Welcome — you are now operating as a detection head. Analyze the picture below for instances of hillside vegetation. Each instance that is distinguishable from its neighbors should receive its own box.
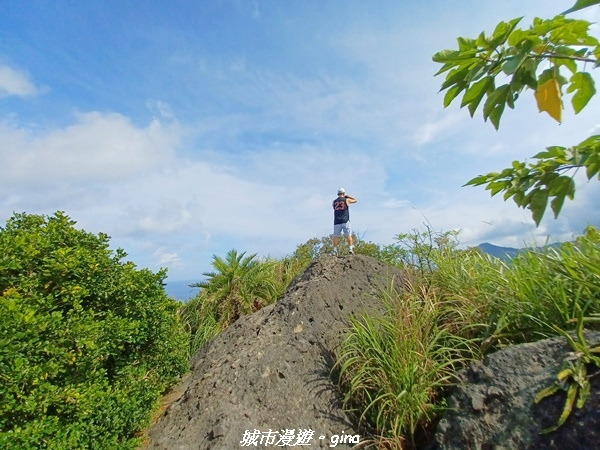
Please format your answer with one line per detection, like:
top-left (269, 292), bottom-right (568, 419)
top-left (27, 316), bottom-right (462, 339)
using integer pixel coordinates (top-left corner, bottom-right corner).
top-left (180, 225), bottom-right (600, 448)
top-left (2, 211), bottom-right (599, 449)
top-left (0, 212), bottom-right (189, 449)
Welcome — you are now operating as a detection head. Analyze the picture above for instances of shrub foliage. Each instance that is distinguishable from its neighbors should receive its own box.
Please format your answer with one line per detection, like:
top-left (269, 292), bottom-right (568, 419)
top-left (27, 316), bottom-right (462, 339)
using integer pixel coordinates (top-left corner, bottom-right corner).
top-left (0, 212), bottom-right (189, 449)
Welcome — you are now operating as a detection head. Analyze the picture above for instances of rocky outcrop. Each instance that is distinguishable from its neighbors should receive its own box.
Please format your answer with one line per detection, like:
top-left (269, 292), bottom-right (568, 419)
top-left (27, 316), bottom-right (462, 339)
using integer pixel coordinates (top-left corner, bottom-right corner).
top-left (144, 255), bottom-right (406, 449)
top-left (144, 254), bottom-right (600, 450)
top-left (427, 332), bottom-right (600, 450)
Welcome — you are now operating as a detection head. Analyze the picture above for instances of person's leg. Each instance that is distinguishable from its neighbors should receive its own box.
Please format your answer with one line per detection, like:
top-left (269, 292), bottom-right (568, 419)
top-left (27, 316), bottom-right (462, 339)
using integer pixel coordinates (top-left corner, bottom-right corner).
top-left (344, 222), bottom-right (354, 253)
top-left (333, 224), bottom-right (342, 254)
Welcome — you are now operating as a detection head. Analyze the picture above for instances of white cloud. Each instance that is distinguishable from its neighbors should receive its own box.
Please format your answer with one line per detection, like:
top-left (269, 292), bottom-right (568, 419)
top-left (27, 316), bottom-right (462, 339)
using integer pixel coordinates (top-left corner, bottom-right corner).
top-left (0, 65), bottom-right (39, 98)
top-left (2, 0), bottom-right (598, 281)
top-left (153, 247), bottom-right (182, 267)
top-left (411, 112), bottom-right (464, 146)
top-left (0, 112), bottom-right (181, 190)
top-left (121, 197), bottom-right (202, 235)
top-left (146, 99), bottom-right (175, 120)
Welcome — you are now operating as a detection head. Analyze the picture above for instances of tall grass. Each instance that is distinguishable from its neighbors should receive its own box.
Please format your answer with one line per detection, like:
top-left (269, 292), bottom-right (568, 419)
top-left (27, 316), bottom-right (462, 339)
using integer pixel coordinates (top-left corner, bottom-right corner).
top-left (431, 225), bottom-right (600, 350)
top-left (335, 278), bottom-right (475, 449)
top-left (179, 291), bottom-right (222, 356)
top-left (336, 225), bottom-right (600, 448)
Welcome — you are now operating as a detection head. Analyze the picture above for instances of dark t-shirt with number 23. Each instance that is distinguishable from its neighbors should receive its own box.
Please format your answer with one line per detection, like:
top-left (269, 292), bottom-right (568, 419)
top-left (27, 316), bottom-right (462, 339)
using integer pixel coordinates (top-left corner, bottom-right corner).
top-left (333, 197), bottom-right (350, 225)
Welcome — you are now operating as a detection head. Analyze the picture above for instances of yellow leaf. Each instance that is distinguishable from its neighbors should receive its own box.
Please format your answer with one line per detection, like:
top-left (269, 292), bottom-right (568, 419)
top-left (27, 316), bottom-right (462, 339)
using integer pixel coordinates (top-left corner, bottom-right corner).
top-left (557, 367), bottom-right (573, 381)
top-left (535, 79), bottom-right (563, 123)
top-left (534, 383), bottom-right (560, 403)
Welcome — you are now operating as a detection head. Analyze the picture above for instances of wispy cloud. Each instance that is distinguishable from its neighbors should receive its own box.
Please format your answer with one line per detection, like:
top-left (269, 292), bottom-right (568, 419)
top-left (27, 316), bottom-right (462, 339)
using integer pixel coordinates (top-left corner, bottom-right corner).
top-left (411, 112), bottom-right (464, 146)
top-left (0, 65), bottom-right (39, 98)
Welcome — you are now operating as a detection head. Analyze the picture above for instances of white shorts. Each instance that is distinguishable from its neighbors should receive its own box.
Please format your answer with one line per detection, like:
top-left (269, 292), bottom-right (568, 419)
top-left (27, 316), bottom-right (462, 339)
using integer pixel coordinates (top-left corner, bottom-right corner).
top-left (333, 221), bottom-right (351, 237)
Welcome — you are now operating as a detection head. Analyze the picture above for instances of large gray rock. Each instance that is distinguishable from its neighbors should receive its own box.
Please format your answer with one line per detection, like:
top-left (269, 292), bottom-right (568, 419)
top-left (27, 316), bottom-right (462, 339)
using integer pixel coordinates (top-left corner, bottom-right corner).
top-left (144, 253), bottom-right (600, 450)
top-left (144, 255), bottom-right (406, 449)
top-left (427, 332), bottom-right (600, 450)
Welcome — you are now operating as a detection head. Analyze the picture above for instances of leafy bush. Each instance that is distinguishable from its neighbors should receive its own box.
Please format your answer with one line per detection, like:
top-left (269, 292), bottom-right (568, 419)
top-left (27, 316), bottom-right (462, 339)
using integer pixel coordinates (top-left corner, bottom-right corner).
top-left (0, 212), bottom-right (189, 449)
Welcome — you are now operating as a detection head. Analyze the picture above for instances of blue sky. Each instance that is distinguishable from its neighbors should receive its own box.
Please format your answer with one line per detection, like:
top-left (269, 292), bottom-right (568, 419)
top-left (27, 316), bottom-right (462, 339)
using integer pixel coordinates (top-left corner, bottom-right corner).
top-left (2, 1), bottom-right (599, 281)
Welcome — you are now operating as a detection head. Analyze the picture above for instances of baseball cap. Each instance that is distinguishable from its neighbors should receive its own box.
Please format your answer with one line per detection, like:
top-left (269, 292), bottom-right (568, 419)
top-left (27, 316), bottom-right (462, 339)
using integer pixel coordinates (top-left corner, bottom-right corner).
top-left (337, 188), bottom-right (345, 194)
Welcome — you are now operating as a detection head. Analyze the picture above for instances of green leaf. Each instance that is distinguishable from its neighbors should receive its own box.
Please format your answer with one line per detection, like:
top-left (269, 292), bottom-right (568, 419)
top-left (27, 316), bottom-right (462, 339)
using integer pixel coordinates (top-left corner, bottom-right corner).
top-left (463, 175), bottom-right (490, 187)
top-left (535, 383), bottom-right (560, 403)
top-left (461, 76), bottom-right (494, 115)
top-left (508, 28), bottom-right (530, 47)
top-left (434, 62), bottom-right (455, 77)
top-left (466, 62), bottom-right (488, 83)
top-left (518, 58), bottom-right (540, 90)
top-left (488, 105), bottom-right (505, 130)
top-left (533, 146), bottom-right (567, 159)
top-left (487, 180), bottom-right (508, 196)
top-left (548, 175), bottom-right (574, 196)
top-left (457, 37), bottom-right (477, 52)
top-left (567, 72), bottom-right (596, 114)
top-left (566, 177), bottom-right (576, 198)
top-left (562, 0), bottom-right (600, 15)
top-left (440, 66), bottom-right (470, 91)
top-left (490, 18), bottom-right (523, 48)
top-left (538, 68), bottom-right (556, 86)
top-left (483, 84), bottom-right (510, 129)
top-left (502, 53), bottom-right (529, 75)
top-left (511, 160), bottom-right (525, 170)
top-left (578, 134), bottom-right (600, 147)
top-left (483, 85), bottom-right (510, 116)
top-left (586, 162), bottom-right (600, 180)
top-left (551, 19), bottom-right (598, 47)
top-left (530, 189), bottom-right (549, 225)
top-left (432, 49), bottom-right (474, 63)
top-left (444, 84), bottom-right (464, 107)
top-left (552, 46), bottom-right (579, 74)
top-left (551, 194), bottom-right (566, 218)
top-left (558, 383), bottom-right (578, 426)
top-left (577, 381), bottom-right (590, 408)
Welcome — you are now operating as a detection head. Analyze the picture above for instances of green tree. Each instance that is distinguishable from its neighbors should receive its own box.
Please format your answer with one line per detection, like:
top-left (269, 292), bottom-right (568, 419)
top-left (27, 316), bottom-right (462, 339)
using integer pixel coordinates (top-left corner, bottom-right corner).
top-left (192, 249), bottom-right (279, 327)
top-left (0, 212), bottom-right (189, 449)
top-left (291, 233), bottom-right (386, 261)
top-left (182, 250), bottom-right (309, 354)
top-left (433, 0), bottom-right (600, 225)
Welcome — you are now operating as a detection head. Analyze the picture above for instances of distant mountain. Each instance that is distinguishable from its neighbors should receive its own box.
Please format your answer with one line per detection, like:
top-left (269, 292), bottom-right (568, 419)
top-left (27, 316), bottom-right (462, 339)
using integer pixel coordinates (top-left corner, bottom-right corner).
top-left (477, 243), bottom-right (521, 261)
top-left (477, 242), bottom-right (564, 261)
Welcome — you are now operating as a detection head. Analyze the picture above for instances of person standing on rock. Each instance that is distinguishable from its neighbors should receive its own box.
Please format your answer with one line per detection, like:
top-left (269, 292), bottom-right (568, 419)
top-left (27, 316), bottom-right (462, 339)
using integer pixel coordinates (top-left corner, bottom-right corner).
top-left (332, 187), bottom-right (357, 255)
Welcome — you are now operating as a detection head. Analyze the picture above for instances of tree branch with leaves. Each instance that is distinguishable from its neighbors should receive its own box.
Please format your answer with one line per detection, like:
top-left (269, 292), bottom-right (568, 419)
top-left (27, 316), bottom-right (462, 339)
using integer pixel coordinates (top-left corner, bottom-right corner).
top-left (433, 0), bottom-right (600, 225)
